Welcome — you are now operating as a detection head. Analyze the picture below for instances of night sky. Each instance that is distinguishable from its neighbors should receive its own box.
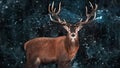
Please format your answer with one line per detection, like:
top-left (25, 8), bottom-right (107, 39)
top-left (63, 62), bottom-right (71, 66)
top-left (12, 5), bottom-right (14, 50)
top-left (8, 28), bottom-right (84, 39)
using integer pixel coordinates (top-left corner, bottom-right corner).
top-left (0, 0), bottom-right (120, 68)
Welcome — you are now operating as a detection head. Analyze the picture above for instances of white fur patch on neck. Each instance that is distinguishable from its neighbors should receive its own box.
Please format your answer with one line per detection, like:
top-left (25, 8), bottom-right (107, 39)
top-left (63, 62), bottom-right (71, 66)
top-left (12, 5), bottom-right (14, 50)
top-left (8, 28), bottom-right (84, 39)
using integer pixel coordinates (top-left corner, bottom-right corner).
top-left (70, 36), bottom-right (77, 42)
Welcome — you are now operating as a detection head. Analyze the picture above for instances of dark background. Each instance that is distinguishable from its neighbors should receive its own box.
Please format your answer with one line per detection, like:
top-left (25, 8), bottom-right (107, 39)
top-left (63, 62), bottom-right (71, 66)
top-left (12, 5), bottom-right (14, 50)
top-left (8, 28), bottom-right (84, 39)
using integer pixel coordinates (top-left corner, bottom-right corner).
top-left (0, 0), bottom-right (120, 68)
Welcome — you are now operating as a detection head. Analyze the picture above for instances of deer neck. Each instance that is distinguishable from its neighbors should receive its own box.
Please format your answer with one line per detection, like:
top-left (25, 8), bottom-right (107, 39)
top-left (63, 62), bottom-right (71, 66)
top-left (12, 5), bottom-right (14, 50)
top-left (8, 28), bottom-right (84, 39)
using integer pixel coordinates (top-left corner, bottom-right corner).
top-left (65, 34), bottom-right (79, 52)
top-left (64, 34), bottom-right (79, 61)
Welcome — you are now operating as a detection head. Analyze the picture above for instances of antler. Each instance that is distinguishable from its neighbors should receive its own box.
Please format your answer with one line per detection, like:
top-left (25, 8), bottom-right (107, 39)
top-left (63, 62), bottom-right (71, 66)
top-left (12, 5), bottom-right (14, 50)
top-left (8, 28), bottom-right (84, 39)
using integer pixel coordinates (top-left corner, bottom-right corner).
top-left (79, 1), bottom-right (98, 25)
top-left (48, 1), bottom-right (67, 25)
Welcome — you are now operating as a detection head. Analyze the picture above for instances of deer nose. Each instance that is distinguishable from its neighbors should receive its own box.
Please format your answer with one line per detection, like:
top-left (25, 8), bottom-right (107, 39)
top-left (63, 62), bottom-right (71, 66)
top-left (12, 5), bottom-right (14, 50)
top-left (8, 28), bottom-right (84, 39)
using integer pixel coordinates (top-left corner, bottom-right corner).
top-left (71, 34), bottom-right (75, 37)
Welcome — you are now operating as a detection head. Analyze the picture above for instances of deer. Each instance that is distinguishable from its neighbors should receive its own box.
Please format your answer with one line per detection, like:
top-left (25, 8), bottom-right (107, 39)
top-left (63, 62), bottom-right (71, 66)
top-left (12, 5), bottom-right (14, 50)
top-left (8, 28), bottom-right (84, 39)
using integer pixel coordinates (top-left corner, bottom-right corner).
top-left (24, 1), bottom-right (97, 68)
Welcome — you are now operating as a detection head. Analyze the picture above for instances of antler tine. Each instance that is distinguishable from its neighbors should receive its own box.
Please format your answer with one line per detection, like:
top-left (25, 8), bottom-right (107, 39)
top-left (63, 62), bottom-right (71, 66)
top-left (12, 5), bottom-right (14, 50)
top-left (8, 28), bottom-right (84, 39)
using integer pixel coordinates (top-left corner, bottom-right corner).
top-left (85, 6), bottom-right (89, 22)
top-left (75, 18), bottom-right (83, 26)
top-left (51, 1), bottom-right (56, 13)
top-left (95, 4), bottom-right (98, 11)
top-left (56, 2), bottom-right (61, 15)
top-left (81, 1), bottom-right (98, 25)
top-left (53, 8), bottom-right (56, 12)
top-left (49, 14), bottom-right (67, 25)
top-left (80, 18), bottom-right (83, 22)
top-left (93, 10), bottom-right (96, 20)
top-left (48, 3), bottom-right (51, 13)
top-left (48, 2), bottom-right (67, 25)
top-left (78, 18), bottom-right (83, 23)
top-left (48, 14), bottom-right (58, 22)
top-left (89, 1), bottom-right (93, 9)
top-left (48, 1), bottom-right (61, 15)
top-left (92, 4), bottom-right (98, 20)
top-left (51, 1), bottom-right (55, 12)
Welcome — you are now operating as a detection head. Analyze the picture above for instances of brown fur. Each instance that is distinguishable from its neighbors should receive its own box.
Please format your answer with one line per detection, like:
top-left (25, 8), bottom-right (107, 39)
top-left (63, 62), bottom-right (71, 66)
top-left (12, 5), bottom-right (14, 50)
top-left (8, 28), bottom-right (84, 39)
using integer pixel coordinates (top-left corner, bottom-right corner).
top-left (24, 35), bottom-right (79, 68)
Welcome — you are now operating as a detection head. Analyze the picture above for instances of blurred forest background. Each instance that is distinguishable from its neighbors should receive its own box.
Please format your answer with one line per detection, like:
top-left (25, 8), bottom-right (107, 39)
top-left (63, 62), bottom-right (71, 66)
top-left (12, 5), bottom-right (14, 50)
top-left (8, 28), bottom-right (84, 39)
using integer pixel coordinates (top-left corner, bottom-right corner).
top-left (0, 0), bottom-right (120, 68)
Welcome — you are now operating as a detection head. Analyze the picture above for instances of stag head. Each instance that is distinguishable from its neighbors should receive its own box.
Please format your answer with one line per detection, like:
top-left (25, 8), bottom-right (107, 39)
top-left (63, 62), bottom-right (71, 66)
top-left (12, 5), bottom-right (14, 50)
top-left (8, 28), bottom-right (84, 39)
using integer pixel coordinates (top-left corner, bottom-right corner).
top-left (48, 1), bottom-right (98, 42)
